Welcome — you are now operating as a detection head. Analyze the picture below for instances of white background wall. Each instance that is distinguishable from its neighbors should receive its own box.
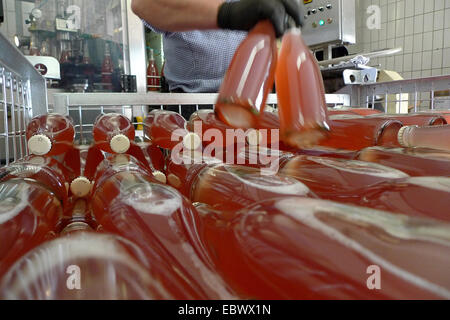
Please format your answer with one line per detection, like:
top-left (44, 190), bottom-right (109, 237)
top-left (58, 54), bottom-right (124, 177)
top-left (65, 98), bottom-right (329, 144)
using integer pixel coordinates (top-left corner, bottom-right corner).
top-left (349, 0), bottom-right (450, 79)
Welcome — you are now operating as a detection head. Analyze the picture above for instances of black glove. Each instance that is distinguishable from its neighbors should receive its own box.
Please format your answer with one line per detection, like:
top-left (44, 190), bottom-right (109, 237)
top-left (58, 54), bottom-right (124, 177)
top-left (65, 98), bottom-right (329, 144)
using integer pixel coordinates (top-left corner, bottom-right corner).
top-left (217, 0), bottom-right (304, 37)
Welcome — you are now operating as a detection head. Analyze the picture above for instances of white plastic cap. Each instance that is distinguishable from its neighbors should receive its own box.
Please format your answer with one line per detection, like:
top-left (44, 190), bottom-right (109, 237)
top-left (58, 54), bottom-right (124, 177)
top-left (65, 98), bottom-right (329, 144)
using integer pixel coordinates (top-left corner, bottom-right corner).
top-left (182, 132), bottom-right (202, 150)
top-left (110, 134), bottom-right (131, 153)
top-left (153, 170), bottom-right (167, 184)
top-left (28, 134), bottom-right (52, 155)
top-left (70, 177), bottom-right (92, 198)
top-left (246, 129), bottom-right (263, 146)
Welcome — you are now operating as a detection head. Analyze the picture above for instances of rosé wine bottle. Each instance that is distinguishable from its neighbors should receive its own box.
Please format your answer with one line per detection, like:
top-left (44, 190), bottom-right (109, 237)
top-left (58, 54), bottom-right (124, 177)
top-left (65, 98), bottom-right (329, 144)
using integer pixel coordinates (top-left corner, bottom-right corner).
top-left (26, 113), bottom-right (75, 156)
top-left (144, 109), bottom-right (201, 151)
top-left (91, 163), bottom-right (237, 299)
top-left (0, 219), bottom-right (175, 299)
top-left (195, 197), bottom-right (450, 299)
top-left (0, 179), bottom-right (62, 278)
top-left (215, 21), bottom-right (277, 129)
top-left (93, 113), bottom-right (135, 154)
top-left (357, 146), bottom-right (450, 177)
top-left (275, 28), bottom-right (330, 148)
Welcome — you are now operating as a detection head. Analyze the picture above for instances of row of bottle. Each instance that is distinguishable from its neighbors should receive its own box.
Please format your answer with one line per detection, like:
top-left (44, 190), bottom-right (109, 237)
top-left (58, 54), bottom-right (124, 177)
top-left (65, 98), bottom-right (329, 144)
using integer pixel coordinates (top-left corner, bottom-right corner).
top-left (1, 155), bottom-right (449, 299)
top-left (3, 110), bottom-right (450, 299)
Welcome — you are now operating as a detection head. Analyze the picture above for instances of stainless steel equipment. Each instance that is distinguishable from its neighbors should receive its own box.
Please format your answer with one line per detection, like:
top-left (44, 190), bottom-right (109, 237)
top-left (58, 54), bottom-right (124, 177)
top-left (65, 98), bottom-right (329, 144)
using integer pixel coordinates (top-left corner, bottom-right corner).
top-left (301, 0), bottom-right (356, 49)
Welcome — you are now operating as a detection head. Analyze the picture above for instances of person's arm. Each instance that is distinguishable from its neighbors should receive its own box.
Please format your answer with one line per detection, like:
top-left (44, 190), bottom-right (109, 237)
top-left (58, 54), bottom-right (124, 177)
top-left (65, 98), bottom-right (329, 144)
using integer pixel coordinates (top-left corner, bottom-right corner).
top-left (131, 0), bottom-right (223, 31)
top-left (132, 0), bottom-right (303, 37)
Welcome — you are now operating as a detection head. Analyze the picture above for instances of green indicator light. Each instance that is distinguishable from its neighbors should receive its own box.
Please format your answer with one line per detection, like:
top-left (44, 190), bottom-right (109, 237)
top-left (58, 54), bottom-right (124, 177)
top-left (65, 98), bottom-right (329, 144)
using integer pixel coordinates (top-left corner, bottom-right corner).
top-left (319, 19), bottom-right (325, 26)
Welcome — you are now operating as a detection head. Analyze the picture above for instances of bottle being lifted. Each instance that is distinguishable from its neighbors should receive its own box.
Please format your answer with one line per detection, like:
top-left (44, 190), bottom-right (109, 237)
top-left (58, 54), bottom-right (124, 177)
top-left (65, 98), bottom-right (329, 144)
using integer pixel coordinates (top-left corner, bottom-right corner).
top-left (215, 20), bottom-right (278, 129)
top-left (26, 113), bottom-right (75, 157)
top-left (275, 26), bottom-right (330, 148)
top-left (92, 113), bottom-right (135, 154)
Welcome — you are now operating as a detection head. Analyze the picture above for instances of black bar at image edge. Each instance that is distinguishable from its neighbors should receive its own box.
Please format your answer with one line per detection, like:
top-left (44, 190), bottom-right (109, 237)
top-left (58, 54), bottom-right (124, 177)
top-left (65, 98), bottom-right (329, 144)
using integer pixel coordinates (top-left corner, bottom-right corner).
top-left (0, 300), bottom-right (442, 318)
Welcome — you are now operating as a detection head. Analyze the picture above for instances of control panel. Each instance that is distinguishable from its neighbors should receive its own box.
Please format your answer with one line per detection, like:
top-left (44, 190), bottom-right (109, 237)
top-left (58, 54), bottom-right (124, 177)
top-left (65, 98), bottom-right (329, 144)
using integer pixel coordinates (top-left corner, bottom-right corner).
top-left (301, 0), bottom-right (356, 48)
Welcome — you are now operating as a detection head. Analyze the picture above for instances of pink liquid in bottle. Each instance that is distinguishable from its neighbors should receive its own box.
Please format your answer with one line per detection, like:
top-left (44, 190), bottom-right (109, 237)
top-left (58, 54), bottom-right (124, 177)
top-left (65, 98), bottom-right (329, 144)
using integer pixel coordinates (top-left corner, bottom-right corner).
top-left (209, 197), bottom-right (450, 299)
top-left (101, 43), bottom-right (114, 91)
top-left (187, 109), bottom-right (236, 148)
top-left (0, 179), bottom-right (62, 278)
top-left (93, 113), bottom-right (135, 154)
top-left (147, 49), bottom-right (160, 92)
top-left (357, 146), bottom-right (450, 177)
top-left (319, 117), bottom-right (403, 150)
top-left (26, 113), bottom-right (75, 156)
top-left (0, 155), bottom-right (69, 206)
top-left (168, 161), bottom-right (315, 211)
top-left (215, 21), bottom-right (277, 129)
top-left (126, 141), bottom-right (167, 183)
top-left (351, 176), bottom-right (450, 222)
top-left (275, 28), bottom-right (330, 148)
top-left (0, 220), bottom-right (175, 299)
top-left (91, 164), bottom-right (237, 299)
top-left (279, 155), bottom-right (409, 201)
top-left (144, 109), bottom-right (201, 151)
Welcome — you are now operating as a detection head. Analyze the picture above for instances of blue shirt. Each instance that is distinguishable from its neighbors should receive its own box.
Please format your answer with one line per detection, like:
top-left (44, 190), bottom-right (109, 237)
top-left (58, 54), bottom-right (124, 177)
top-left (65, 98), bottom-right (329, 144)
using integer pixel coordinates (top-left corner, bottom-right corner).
top-left (143, 14), bottom-right (246, 93)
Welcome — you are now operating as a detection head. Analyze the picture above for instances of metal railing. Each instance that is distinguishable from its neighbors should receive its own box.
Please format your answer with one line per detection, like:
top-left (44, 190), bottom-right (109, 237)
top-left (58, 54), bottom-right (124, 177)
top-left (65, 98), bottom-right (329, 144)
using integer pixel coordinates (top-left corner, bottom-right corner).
top-left (0, 32), bottom-right (47, 166)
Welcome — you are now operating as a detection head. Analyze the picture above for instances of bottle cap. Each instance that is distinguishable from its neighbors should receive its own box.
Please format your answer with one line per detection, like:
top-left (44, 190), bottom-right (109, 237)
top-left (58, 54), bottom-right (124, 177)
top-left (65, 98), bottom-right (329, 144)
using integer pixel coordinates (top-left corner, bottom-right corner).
top-left (152, 170), bottom-right (167, 184)
top-left (70, 177), bottom-right (92, 198)
top-left (397, 125), bottom-right (416, 148)
top-left (28, 134), bottom-right (52, 155)
top-left (182, 132), bottom-right (202, 150)
top-left (246, 129), bottom-right (263, 146)
top-left (110, 134), bottom-right (131, 153)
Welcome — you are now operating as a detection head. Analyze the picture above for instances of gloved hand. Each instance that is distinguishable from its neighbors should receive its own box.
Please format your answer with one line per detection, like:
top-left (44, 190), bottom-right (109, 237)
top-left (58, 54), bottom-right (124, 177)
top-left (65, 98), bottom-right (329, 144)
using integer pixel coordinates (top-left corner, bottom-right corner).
top-left (217, 0), bottom-right (304, 37)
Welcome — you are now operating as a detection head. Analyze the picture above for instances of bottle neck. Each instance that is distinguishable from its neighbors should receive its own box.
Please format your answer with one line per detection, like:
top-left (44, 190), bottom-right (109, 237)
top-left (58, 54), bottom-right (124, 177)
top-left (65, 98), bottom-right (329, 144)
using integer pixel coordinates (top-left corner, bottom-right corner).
top-left (398, 125), bottom-right (450, 152)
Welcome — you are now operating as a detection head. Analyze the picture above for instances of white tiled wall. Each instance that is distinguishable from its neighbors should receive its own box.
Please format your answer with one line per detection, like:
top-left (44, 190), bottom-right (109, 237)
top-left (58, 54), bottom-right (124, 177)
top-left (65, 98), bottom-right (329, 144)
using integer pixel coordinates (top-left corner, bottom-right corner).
top-left (349, 0), bottom-right (450, 79)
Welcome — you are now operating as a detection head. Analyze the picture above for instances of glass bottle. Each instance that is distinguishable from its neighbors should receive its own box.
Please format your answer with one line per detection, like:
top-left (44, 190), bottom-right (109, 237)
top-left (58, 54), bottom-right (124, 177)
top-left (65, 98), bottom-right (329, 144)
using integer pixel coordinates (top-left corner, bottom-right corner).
top-left (357, 146), bottom-right (450, 177)
top-left (101, 43), bottom-right (114, 91)
top-left (0, 221), bottom-right (174, 299)
top-left (201, 197), bottom-right (450, 299)
top-left (397, 125), bottom-right (450, 152)
top-left (0, 155), bottom-right (69, 206)
top-left (0, 180), bottom-right (62, 278)
top-left (26, 113), bottom-right (75, 156)
top-left (279, 155), bottom-right (409, 200)
top-left (354, 176), bottom-right (450, 222)
top-left (319, 117), bottom-right (403, 150)
top-left (65, 144), bottom-right (105, 198)
top-left (275, 27), bottom-right (330, 148)
top-left (125, 141), bottom-right (167, 183)
top-left (167, 161), bottom-right (314, 211)
top-left (91, 160), bottom-right (237, 299)
top-left (147, 48), bottom-right (160, 92)
top-left (215, 21), bottom-right (278, 129)
top-left (367, 113), bottom-right (447, 126)
top-left (92, 113), bottom-right (135, 154)
top-left (144, 109), bottom-right (201, 151)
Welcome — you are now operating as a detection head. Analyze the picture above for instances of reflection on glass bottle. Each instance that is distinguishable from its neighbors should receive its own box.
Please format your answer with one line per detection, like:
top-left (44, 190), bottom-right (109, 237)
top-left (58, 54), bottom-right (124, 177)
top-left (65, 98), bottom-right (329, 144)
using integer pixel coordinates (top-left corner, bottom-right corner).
top-left (101, 43), bottom-right (114, 91)
top-left (147, 48), bottom-right (160, 92)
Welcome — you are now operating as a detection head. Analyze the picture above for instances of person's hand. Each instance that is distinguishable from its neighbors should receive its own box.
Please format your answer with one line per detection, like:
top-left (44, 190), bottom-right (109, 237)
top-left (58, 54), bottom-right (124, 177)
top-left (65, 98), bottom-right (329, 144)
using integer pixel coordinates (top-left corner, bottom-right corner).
top-left (217, 0), bottom-right (304, 37)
